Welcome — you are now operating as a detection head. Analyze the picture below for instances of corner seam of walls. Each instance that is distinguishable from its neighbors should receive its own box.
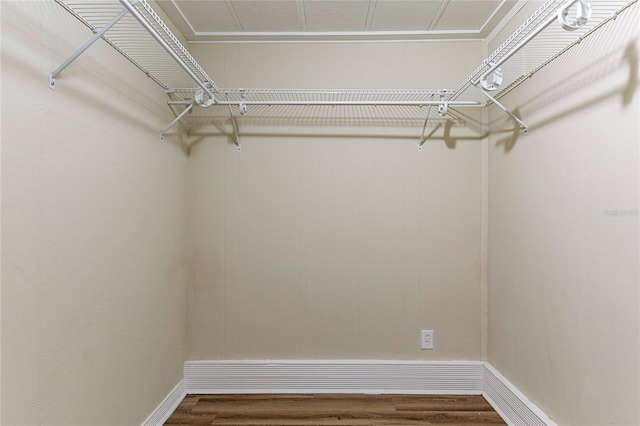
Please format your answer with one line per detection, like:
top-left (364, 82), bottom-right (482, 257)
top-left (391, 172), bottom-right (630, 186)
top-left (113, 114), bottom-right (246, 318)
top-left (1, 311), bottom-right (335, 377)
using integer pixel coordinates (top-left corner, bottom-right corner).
top-left (480, 39), bottom-right (490, 362)
top-left (187, 148), bottom-right (196, 360)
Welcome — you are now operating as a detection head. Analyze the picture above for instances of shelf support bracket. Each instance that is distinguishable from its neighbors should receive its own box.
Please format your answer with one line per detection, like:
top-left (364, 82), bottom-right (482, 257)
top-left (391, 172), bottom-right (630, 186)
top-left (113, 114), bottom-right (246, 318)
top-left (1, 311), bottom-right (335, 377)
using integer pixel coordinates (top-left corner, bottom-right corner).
top-left (474, 85), bottom-right (528, 132)
top-left (418, 104), bottom-right (433, 152)
top-left (160, 102), bottom-right (194, 141)
top-left (49, 7), bottom-right (129, 90)
top-left (226, 94), bottom-right (241, 151)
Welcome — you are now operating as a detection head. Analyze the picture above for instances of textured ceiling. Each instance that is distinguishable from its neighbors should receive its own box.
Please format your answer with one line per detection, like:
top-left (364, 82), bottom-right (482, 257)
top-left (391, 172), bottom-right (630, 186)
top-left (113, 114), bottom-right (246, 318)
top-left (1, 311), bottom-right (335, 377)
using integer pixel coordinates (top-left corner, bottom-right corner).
top-left (156, 0), bottom-right (522, 42)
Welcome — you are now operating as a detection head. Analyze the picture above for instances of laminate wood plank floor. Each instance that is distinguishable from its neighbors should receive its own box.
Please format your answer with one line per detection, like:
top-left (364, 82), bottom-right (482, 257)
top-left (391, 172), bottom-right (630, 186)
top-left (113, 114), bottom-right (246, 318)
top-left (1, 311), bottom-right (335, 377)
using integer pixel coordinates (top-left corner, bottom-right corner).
top-left (164, 394), bottom-right (506, 425)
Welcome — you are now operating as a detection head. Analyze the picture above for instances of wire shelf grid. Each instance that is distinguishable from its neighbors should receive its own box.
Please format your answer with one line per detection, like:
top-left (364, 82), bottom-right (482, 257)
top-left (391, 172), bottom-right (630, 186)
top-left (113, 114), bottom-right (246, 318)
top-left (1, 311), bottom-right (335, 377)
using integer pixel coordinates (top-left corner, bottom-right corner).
top-left (451, 0), bottom-right (634, 102)
top-left (54, 0), bottom-right (637, 133)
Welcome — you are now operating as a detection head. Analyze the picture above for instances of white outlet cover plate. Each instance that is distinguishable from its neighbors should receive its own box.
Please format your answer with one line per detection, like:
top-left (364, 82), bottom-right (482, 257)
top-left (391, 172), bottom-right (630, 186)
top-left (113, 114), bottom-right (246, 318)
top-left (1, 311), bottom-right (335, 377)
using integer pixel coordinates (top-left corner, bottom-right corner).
top-left (421, 330), bottom-right (434, 350)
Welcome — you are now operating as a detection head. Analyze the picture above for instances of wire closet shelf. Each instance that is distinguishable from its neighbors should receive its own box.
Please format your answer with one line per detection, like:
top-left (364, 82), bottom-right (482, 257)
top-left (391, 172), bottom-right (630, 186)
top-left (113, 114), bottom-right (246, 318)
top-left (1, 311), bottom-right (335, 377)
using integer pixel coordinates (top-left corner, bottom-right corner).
top-left (51, 0), bottom-right (636, 144)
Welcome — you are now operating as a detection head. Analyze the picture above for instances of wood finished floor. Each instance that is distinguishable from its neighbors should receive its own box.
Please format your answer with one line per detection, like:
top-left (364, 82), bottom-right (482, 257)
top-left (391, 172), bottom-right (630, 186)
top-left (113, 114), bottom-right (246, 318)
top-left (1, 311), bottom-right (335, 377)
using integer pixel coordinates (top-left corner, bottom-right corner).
top-left (164, 394), bottom-right (506, 425)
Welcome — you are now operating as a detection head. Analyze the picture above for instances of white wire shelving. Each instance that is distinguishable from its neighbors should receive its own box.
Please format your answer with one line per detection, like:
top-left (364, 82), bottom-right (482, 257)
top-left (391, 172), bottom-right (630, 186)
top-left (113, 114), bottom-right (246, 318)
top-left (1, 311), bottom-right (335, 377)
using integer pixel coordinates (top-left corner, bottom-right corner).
top-left (50, 0), bottom-right (637, 148)
top-left (448, 0), bottom-right (636, 131)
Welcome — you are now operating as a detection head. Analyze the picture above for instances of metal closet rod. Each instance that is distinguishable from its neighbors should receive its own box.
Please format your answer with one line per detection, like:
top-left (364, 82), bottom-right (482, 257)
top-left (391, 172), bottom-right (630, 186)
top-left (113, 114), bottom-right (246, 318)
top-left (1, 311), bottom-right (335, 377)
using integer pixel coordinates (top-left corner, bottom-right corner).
top-left (217, 89), bottom-right (452, 95)
top-left (167, 100), bottom-right (481, 107)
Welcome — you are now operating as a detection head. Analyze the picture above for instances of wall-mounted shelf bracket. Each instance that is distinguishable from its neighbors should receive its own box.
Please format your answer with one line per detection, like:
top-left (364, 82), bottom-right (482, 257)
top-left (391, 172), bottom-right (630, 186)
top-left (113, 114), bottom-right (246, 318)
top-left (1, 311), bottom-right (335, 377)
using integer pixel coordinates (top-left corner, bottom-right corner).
top-left (418, 104), bottom-right (433, 152)
top-left (160, 102), bottom-right (194, 141)
top-left (226, 94), bottom-right (241, 151)
top-left (49, 6), bottom-right (130, 90)
top-left (475, 85), bottom-right (528, 132)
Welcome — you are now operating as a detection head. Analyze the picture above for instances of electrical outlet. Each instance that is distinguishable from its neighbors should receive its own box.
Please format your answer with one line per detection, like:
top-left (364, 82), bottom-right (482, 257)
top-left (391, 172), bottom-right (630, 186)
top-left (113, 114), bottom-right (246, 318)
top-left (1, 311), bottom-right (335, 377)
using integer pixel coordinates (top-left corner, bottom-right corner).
top-left (421, 330), bottom-right (434, 350)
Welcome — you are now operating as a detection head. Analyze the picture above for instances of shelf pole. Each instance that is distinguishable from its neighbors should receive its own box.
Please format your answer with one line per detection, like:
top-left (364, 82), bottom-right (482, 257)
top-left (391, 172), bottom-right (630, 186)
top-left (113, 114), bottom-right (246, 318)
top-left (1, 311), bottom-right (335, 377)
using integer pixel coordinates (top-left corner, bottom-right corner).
top-left (49, 8), bottom-right (129, 90)
top-left (418, 104), bottom-right (432, 151)
top-left (210, 100), bottom-right (480, 107)
top-left (226, 94), bottom-right (241, 151)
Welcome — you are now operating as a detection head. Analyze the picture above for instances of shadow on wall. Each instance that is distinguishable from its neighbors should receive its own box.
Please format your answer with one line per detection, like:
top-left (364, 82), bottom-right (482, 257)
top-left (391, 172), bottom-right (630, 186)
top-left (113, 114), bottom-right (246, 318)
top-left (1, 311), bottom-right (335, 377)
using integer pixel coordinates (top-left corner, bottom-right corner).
top-left (179, 118), bottom-right (487, 155)
top-left (445, 119), bottom-right (461, 149)
top-left (622, 41), bottom-right (639, 105)
top-left (488, 25), bottom-right (639, 153)
top-left (494, 108), bottom-right (522, 153)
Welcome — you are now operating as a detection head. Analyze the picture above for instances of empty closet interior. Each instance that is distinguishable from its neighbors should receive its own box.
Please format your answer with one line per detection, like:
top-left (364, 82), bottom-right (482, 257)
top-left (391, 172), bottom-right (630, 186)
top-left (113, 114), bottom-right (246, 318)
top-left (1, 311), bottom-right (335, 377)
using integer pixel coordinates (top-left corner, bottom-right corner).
top-left (1, 0), bottom-right (638, 425)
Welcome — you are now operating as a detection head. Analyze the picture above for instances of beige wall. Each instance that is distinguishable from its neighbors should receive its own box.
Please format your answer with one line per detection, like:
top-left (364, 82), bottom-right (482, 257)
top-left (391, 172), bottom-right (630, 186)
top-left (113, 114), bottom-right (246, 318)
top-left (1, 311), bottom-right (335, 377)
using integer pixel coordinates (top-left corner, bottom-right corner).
top-left (487, 2), bottom-right (640, 425)
top-left (1, 2), bottom-right (189, 425)
top-left (187, 41), bottom-right (486, 360)
top-left (5, 0), bottom-right (638, 424)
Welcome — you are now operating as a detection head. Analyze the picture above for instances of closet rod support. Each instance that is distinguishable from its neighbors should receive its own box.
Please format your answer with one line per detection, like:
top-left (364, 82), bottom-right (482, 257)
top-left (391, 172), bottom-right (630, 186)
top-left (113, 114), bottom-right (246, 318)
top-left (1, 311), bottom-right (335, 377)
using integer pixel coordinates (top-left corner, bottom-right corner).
top-left (475, 85), bottom-right (528, 132)
top-left (49, 8), bottom-right (129, 90)
top-left (117, 0), bottom-right (215, 102)
top-left (418, 104), bottom-right (433, 151)
top-left (160, 102), bottom-right (194, 141)
top-left (226, 97), bottom-right (241, 151)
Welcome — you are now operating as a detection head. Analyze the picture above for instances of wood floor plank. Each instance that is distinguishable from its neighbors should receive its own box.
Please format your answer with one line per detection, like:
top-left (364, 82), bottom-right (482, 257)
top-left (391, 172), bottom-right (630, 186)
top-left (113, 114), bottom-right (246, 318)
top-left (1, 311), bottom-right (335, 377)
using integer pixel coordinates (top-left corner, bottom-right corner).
top-left (175, 395), bottom-right (202, 410)
top-left (192, 395), bottom-right (397, 415)
top-left (163, 408), bottom-right (217, 425)
top-left (164, 393), bottom-right (506, 425)
top-left (392, 395), bottom-right (494, 412)
top-left (207, 415), bottom-right (504, 424)
top-left (208, 410), bottom-right (504, 423)
top-left (197, 394), bottom-right (316, 400)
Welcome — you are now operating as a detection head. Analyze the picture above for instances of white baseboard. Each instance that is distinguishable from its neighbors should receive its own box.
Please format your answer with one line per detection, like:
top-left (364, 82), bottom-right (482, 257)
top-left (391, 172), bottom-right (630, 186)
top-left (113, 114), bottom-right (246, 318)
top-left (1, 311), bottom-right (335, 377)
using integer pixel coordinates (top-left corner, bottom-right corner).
top-left (178, 360), bottom-right (556, 425)
top-left (184, 360), bottom-right (484, 394)
top-left (482, 363), bottom-right (557, 426)
top-left (142, 379), bottom-right (186, 426)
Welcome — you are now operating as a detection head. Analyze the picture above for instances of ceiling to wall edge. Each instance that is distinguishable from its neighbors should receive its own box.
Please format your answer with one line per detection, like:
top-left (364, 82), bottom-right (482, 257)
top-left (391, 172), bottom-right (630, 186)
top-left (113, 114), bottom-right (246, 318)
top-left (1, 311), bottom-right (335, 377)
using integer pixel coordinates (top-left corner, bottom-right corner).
top-left (158, 0), bottom-right (528, 43)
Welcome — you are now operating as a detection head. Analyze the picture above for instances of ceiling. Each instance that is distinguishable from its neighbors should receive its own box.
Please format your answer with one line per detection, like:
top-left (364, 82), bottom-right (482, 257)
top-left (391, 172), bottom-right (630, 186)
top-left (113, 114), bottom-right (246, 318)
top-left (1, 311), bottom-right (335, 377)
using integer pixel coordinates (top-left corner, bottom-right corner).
top-left (156, 0), bottom-right (523, 42)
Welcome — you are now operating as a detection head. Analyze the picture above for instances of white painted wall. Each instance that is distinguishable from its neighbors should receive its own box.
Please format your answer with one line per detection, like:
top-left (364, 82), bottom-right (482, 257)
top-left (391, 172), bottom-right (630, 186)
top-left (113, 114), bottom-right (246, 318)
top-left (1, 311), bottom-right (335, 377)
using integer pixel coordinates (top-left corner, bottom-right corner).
top-left (187, 41), bottom-right (486, 360)
top-left (1, 2), bottom-right (189, 424)
top-left (487, 2), bottom-right (640, 425)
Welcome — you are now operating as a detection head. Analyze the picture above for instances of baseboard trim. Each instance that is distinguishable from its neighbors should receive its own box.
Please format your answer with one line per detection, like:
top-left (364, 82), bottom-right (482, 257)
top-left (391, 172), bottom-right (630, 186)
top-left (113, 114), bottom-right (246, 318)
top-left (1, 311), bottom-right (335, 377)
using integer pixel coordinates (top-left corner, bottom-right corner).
top-left (142, 379), bottom-right (186, 426)
top-left (180, 360), bottom-right (556, 425)
top-left (184, 360), bottom-right (484, 394)
top-left (482, 363), bottom-right (557, 426)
